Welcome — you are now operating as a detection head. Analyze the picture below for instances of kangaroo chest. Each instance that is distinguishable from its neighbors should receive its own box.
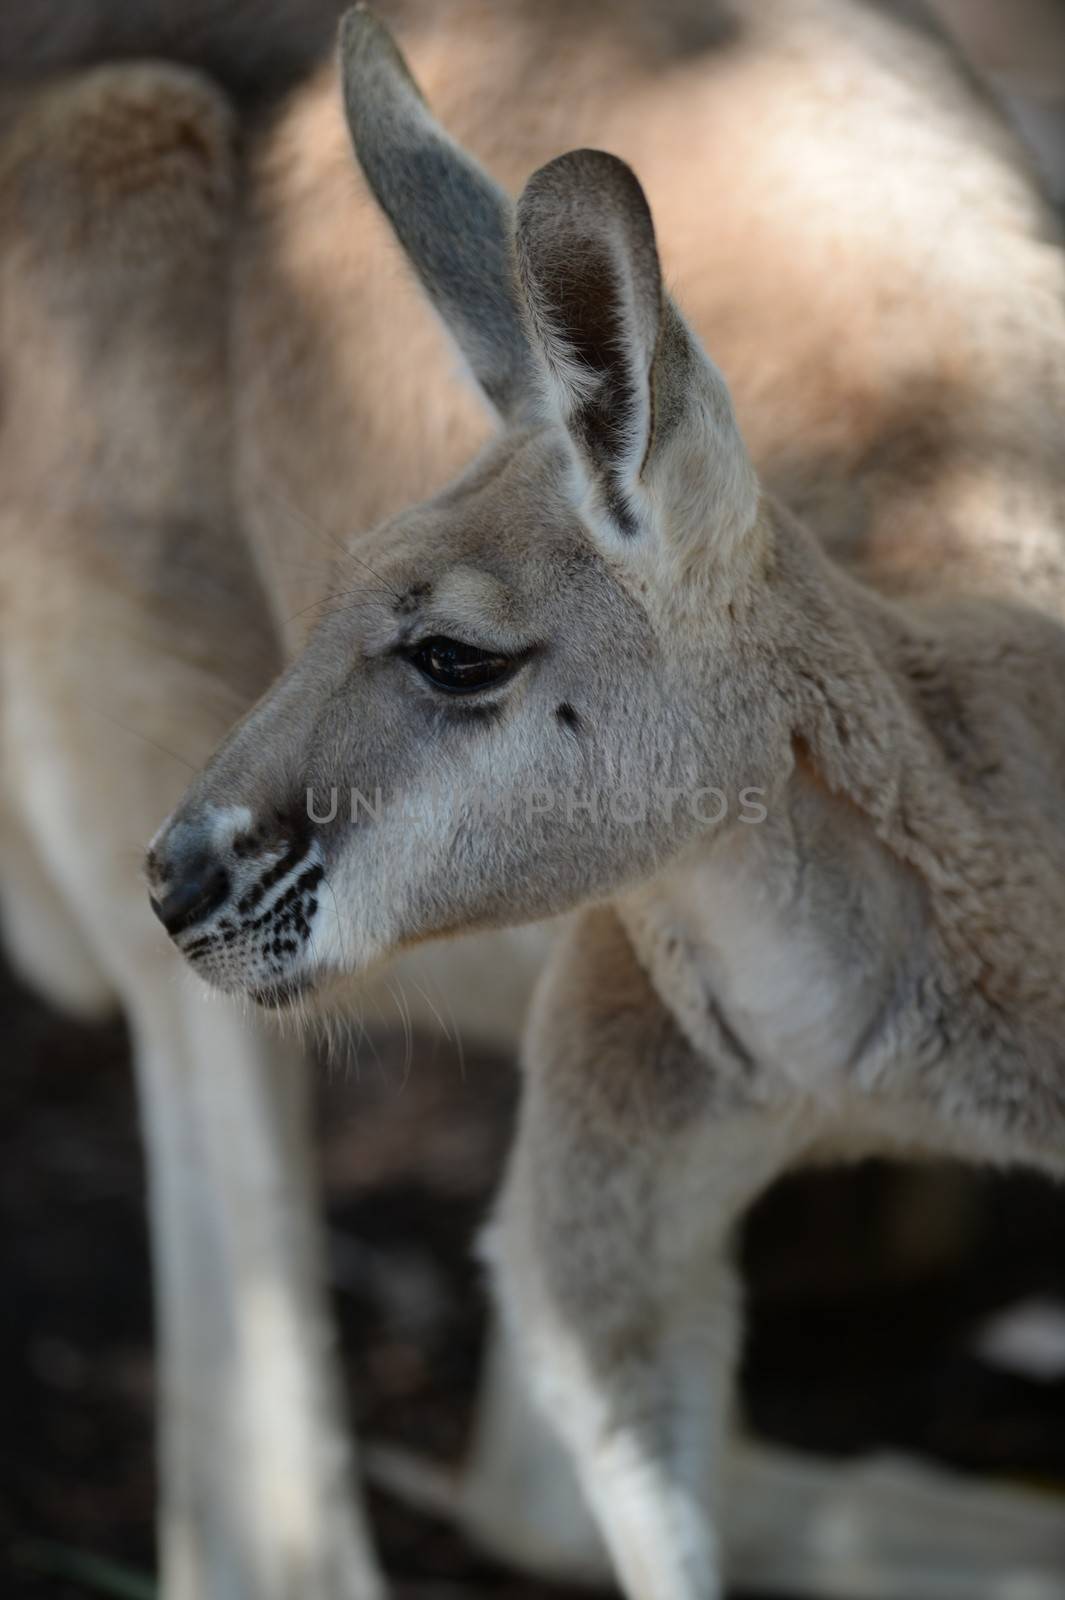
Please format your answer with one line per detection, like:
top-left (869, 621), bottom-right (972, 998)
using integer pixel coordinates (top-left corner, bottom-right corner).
top-left (618, 775), bottom-right (928, 1099)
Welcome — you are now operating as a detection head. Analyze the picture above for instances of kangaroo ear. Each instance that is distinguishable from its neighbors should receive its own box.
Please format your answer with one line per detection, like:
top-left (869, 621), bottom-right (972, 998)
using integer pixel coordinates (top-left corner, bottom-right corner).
top-left (516, 149), bottom-right (758, 551)
top-left (338, 6), bottom-right (536, 424)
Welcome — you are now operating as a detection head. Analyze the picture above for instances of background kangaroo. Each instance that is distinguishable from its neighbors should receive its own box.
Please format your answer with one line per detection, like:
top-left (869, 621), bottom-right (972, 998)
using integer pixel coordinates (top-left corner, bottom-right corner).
top-left (4, 1), bottom-right (1065, 1596)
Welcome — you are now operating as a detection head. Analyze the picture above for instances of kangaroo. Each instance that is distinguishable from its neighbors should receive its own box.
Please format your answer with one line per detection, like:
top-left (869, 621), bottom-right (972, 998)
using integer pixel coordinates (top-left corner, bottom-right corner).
top-left (143, 7), bottom-right (1065, 1599)
top-left (6, 1), bottom-right (1065, 1595)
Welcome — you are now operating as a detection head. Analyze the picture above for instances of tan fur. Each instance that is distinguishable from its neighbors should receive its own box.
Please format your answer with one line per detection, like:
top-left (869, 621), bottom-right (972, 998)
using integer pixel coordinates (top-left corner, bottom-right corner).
top-left (4, 4), bottom-right (1065, 1597)
top-left (237, 0), bottom-right (1065, 624)
top-left (0, 64), bottom-right (382, 1600)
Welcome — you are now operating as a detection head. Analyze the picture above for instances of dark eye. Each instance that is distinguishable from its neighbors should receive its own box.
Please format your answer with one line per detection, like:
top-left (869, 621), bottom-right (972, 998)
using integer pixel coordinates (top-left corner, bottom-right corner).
top-left (408, 635), bottom-right (514, 694)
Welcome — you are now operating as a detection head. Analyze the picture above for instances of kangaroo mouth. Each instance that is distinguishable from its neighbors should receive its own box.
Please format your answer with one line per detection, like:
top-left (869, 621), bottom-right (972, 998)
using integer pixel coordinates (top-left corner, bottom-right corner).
top-left (157, 833), bottom-right (331, 1003)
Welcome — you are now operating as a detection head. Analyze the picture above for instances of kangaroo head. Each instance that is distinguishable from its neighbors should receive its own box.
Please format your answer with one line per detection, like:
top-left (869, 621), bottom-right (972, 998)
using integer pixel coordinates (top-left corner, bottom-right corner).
top-left (147, 7), bottom-right (795, 1007)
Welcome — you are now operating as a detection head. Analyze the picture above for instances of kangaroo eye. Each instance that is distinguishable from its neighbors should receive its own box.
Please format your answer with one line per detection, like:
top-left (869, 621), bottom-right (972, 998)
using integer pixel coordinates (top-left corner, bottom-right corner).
top-left (408, 635), bottom-right (514, 694)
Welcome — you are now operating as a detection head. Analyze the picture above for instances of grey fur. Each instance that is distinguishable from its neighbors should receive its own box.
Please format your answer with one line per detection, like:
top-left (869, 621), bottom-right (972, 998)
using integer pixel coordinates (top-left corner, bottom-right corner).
top-left (147, 17), bottom-right (1065, 1597)
top-left (6, 2), bottom-right (1065, 1595)
top-left (339, 7), bottom-right (538, 422)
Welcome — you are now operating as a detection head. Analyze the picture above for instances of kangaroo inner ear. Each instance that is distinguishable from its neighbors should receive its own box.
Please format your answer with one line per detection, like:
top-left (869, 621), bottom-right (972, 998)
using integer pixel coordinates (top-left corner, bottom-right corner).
top-left (338, 6), bottom-right (537, 424)
top-left (516, 150), bottom-right (663, 536)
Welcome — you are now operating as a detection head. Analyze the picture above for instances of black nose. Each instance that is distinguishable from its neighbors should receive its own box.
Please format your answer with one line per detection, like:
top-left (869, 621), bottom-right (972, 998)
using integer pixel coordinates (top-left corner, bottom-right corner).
top-left (150, 861), bottom-right (231, 938)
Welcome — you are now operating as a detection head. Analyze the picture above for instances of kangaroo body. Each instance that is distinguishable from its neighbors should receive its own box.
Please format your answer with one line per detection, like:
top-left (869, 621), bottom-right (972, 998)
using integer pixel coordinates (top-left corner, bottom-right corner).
top-left (4, 3), bottom-right (1065, 1597)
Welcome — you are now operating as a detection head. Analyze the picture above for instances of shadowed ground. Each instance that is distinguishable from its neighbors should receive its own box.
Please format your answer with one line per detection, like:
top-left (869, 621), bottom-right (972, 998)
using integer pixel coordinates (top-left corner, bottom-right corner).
top-left (3, 953), bottom-right (1065, 1598)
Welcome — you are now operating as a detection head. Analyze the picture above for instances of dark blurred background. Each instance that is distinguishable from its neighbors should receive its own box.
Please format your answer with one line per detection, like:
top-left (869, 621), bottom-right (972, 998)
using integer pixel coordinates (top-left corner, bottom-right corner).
top-left (2, 3), bottom-right (1065, 1597)
top-left (6, 952), bottom-right (1065, 1599)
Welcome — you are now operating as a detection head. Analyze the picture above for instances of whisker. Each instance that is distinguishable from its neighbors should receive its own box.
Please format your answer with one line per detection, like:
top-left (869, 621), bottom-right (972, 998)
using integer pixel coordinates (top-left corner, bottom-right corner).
top-left (263, 483), bottom-right (403, 603)
top-left (388, 975), bottom-right (414, 1089)
top-left (83, 703), bottom-right (199, 772)
top-left (280, 586), bottom-right (385, 629)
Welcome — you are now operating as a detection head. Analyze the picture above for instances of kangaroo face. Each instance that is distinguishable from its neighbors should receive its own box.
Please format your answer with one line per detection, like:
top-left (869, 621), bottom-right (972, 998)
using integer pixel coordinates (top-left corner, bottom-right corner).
top-left (147, 10), bottom-right (786, 1007)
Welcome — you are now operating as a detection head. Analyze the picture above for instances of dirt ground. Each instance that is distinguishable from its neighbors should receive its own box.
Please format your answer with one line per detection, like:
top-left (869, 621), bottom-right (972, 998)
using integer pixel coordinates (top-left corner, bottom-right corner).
top-left (3, 949), bottom-right (1065, 1599)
